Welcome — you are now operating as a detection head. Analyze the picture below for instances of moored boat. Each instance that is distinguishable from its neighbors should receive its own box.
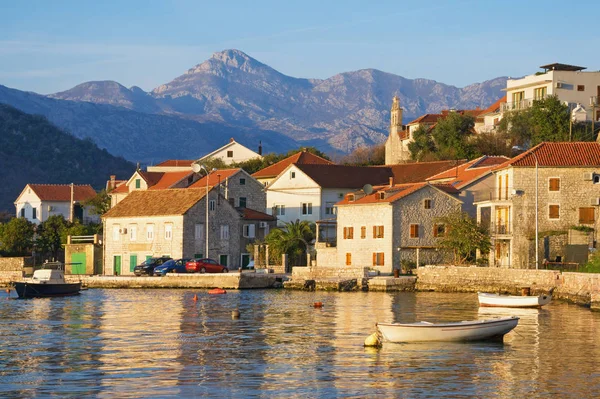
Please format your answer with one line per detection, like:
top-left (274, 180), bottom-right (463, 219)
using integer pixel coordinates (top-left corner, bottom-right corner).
top-left (12, 269), bottom-right (81, 299)
top-left (374, 316), bottom-right (519, 343)
top-left (478, 289), bottom-right (553, 308)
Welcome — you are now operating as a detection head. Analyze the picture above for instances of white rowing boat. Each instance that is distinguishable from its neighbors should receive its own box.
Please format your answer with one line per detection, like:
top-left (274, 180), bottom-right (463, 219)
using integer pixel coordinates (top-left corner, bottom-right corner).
top-left (374, 316), bottom-right (519, 343)
top-left (478, 289), bottom-right (553, 308)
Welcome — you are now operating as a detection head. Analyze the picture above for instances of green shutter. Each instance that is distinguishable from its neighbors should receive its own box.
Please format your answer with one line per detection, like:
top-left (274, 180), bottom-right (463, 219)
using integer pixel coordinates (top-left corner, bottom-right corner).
top-left (114, 256), bottom-right (121, 275)
top-left (130, 254), bottom-right (137, 272)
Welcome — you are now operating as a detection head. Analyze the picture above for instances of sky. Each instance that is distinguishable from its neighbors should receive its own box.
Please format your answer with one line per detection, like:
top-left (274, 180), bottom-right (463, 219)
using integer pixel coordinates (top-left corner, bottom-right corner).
top-left (1, 0), bottom-right (599, 95)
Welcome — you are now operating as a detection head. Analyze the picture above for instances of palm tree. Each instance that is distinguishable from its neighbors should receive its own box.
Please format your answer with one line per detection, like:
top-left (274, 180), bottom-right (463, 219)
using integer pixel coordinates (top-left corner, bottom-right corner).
top-left (265, 220), bottom-right (315, 266)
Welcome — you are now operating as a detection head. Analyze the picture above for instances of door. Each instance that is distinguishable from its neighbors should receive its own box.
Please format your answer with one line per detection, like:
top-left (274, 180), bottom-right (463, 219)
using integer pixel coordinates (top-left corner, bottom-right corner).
top-left (130, 254), bottom-right (137, 272)
top-left (219, 255), bottom-right (228, 268)
top-left (241, 254), bottom-right (250, 269)
top-left (71, 252), bottom-right (86, 275)
top-left (114, 256), bottom-right (121, 275)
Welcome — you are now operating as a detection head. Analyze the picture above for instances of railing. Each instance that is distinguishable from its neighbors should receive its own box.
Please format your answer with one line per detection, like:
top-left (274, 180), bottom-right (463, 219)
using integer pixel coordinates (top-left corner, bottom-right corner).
top-left (489, 223), bottom-right (511, 235)
top-left (473, 191), bottom-right (513, 202)
top-left (500, 95), bottom-right (549, 112)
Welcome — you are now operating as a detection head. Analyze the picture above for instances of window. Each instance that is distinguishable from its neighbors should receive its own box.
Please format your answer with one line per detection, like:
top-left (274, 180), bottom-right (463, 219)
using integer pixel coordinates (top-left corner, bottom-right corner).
top-left (195, 223), bottom-right (204, 240)
top-left (533, 87), bottom-right (547, 100)
top-left (493, 117), bottom-right (500, 125)
top-left (239, 178), bottom-right (246, 185)
top-left (243, 224), bottom-right (256, 238)
top-left (512, 91), bottom-right (524, 108)
top-left (20, 208), bottom-right (25, 218)
top-left (165, 223), bottom-right (173, 240)
top-left (129, 225), bottom-right (137, 241)
top-left (274, 205), bottom-right (285, 216)
top-left (433, 224), bottom-right (446, 237)
top-left (113, 226), bottom-right (120, 241)
top-left (135, 179), bottom-right (141, 189)
top-left (549, 205), bottom-right (560, 219)
top-left (227, 150), bottom-right (233, 158)
top-left (325, 202), bottom-right (336, 215)
top-left (373, 225), bottom-right (384, 238)
top-left (595, 175), bottom-right (600, 184)
top-left (290, 171), bottom-right (296, 179)
top-left (343, 226), bottom-right (354, 239)
top-left (239, 197), bottom-right (247, 208)
top-left (345, 253), bottom-right (352, 266)
top-left (577, 85), bottom-right (585, 92)
top-left (424, 199), bottom-right (432, 209)
top-left (372, 252), bottom-right (385, 266)
top-left (361, 226), bottom-right (366, 239)
top-left (410, 224), bottom-right (419, 238)
top-left (209, 200), bottom-right (216, 211)
top-left (32, 208), bottom-right (37, 220)
top-left (301, 203), bottom-right (312, 215)
top-left (220, 225), bottom-right (230, 240)
top-left (549, 178), bottom-right (560, 192)
top-left (146, 224), bottom-right (154, 240)
top-left (579, 207), bottom-right (595, 224)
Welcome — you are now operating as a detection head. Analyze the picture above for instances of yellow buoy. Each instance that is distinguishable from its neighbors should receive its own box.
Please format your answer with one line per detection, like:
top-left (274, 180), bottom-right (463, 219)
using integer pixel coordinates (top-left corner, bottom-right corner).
top-left (364, 332), bottom-right (382, 348)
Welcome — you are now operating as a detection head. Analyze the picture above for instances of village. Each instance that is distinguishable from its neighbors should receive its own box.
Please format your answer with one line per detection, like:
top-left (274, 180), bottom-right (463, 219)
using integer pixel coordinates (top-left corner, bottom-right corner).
top-left (3, 62), bottom-right (600, 304)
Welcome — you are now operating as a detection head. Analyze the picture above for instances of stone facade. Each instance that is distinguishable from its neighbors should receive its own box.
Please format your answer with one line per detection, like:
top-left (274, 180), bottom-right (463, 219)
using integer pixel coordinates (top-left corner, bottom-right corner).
top-left (64, 242), bottom-right (103, 275)
top-left (216, 169), bottom-right (266, 212)
top-left (385, 96), bottom-right (411, 164)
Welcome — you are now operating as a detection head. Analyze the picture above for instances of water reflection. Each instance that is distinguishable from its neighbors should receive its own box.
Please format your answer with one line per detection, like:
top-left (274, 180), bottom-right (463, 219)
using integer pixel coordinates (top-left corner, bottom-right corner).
top-left (1, 289), bottom-right (600, 397)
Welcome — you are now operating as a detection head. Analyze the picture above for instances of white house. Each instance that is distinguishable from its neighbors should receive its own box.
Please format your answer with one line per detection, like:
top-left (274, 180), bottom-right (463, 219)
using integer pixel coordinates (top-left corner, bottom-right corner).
top-left (14, 184), bottom-right (98, 225)
top-left (197, 138), bottom-right (263, 165)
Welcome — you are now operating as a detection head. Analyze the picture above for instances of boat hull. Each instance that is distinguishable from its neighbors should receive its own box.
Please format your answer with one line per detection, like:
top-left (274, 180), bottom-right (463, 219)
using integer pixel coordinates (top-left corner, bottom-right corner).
top-left (13, 282), bottom-right (82, 299)
top-left (478, 292), bottom-right (552, 308)
top-left (377, 317), bottom-right (519, 343)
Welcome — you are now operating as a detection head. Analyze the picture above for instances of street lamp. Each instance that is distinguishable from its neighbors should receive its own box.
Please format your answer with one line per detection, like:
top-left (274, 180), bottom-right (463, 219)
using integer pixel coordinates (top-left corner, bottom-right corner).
top-left (192, 164), bottom-right (217, 258)
top-left (533, 150), bottom-right (539, 270)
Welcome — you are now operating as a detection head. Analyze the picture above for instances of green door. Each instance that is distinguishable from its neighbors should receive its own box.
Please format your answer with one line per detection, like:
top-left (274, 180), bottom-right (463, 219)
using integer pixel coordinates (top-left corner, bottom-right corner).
top-left (219, 255), bottom-right (228, 267)
top-left (241, 254), bottom-right (250, 269)
top-left (130, 254), bottom-right (138, 272)
top-left (114, 256), bottom-right (122, 275)
top-left (71, 252), bottom-right (87, 275)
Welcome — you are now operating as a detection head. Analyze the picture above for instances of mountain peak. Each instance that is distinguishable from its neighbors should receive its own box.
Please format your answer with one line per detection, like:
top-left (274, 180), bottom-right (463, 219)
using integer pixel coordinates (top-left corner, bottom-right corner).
top-left (210, 49), bottom-right (255, 67)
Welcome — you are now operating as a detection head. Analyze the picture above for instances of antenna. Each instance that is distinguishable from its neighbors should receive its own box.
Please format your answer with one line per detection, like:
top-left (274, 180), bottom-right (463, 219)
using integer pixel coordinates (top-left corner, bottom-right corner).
top-left (363, 184), bottom-right (373, 195)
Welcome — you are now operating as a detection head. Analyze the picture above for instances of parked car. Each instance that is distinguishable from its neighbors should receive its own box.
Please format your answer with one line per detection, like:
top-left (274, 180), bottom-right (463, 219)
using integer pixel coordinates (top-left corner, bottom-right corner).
top-left (133, 256), bottom-right (172, 276)
top-left (153, 258), bottom-right (190, 276)
top-left (185, 258), bottom-right (229, 273)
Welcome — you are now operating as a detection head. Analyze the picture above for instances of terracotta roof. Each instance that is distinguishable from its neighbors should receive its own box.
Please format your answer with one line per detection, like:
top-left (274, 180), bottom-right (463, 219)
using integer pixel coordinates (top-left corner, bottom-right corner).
top-left (149, 171), bottom-right (195, 190)
top-left (188, 169), bottom-right (241, 188)
top-left (407, 114), bottom-right (442, 125)
top-left (480, 95), bottom-right (506, 116)
top-left (427, 156), bottom-right (508, 188)
top-left (495, 142), bottom-right (600, 169)
top-left (111, 183), bottom-right (129, 194)
top-left (239, 208), bottom-right (276, 221)
top-left (252, 151), bottom-right (333, 178)
top-left (27, 184), bottom-right (96, 202)
top-left (103, 188), bottom-right (209, 218)
top-left (407, 109), bottom-right (485, 126)
top-left (336, 182), bottom-right (459, 206)
top-left (138, 171), bottom-right (164, 187)
top-left (294, 164), bottom-right (393, 188)
top-left (383, 160), bottom-right (467, 184)
top-left (155, 159), bottom-right (195, 167)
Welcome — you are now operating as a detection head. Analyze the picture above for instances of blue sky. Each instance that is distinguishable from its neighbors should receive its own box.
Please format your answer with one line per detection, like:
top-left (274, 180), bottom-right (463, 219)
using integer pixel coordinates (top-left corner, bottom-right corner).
top-left (1, 0), bottom-right (599, 94)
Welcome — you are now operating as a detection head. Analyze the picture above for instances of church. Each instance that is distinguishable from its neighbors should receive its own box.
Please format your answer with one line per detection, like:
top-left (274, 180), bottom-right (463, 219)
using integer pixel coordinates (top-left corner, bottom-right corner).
top-left (384, 96), bottom-right (412, 164)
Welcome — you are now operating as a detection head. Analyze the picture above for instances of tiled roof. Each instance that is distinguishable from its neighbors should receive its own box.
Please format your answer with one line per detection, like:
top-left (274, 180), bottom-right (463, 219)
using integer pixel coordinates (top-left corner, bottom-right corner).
top-left (295, 164), bottom-right (393, 188)
top-left (149, 171), bottom-right (195, 190)
top-left (383, 160), bottom-right (467, 184)
top-left (336, 182), bottom-right (459, 206)
top-left (155, 159), bottom-right (195, 167)
top-left (252, 151), bottom-right (333, 178)
top-left (239, 208), bottom-right (276, 221)
top-left (138, 171), bottom-right (164, 187)
top-left (427, 156), bottom-right (508, 188)
top-left (495, 142), bottom-right (600, 169)
top-left (407, 109), bottom-right (485, 126)
top-left (111, 183), bottom-right (129, 194)
top-left (103, 188), bottom-right (209, 218)
top-left (407, 114), bottom-right (442, 125)
top-left (480, 95), bottom-right (506, 115)
top-left (188, 168), bottom-right (241, 188)
top-left (27, 184), bottom-right (96, 202)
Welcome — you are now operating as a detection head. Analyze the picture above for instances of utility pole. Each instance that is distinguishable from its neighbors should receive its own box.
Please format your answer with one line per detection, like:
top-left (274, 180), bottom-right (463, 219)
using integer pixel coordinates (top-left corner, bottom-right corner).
top-left (69, 183), bottom-right (74, 223)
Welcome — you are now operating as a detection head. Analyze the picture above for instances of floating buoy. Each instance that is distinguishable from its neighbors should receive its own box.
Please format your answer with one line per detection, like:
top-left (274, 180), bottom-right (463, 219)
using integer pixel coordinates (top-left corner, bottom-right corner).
top-left (5, 289), bottom-right (10, 294)
top-left (364, 332), bottom-right (382, 348)
top-left (313, 302), bottom-right (323, 308)
top-left (208, 288), bottom-right (226, 295)
top-left (193, 294), bottom-right (198, 301)
top-left (232, 310), bottom-right (240, 319)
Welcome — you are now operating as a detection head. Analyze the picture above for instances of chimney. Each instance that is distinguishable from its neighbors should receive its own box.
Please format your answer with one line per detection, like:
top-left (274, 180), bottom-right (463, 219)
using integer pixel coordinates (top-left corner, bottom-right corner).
top-left (110, 175), bottom-right (116, 189)
top-left (258, 141), bottom-right (263, 155)
top-left (389, 176), bottom-right (394, 187)
top-left (230, 137), bottom-right (235, 143)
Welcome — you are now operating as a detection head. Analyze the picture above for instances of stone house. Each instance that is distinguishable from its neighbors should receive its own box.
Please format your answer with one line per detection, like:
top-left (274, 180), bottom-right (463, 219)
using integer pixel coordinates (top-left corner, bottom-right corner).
top-left (14, 184), bottom-right (98, 225)
top-left (317, 182), bottom-right (461, 274)
top-left (475, 142), bottom-right (600, 268)
top-left (252, 150), bottom-right (333, 188)
top-left (197, 138), bottom-right (263, 165)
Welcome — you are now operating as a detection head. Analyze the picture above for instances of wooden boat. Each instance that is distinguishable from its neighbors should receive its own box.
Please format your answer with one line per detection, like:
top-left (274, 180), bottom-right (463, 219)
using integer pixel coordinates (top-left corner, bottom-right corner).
top-left (376, 316), bottom-right (519, 343)
top-left (208, 288), bottom-right (226, 295)
top-left (478, 289), bottom-right (554, 308)
top-left (12, 268), bottom-right (81, 299)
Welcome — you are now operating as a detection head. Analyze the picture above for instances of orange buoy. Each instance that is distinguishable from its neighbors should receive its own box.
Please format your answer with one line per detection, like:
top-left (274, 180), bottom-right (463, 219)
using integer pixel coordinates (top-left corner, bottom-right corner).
top-left (208, 288), bottom-right (226, 295)
top-left (193, 294), bottom-right (198, 301)
top-left (313, 302), bottom-right (323, 308)
top-left (5, 289), bottom-right (10, 294)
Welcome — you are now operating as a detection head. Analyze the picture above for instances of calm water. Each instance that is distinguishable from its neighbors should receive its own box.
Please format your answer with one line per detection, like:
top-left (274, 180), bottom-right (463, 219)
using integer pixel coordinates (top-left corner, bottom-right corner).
top-left (1, 288), bottom-right (600, 398)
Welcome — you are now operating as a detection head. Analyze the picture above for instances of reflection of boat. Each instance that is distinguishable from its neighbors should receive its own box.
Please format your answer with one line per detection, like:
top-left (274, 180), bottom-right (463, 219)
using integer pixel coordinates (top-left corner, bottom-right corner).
top-left (12, 268), bottom-right (81, 299)
top-left (376, 317), bottom-right (519, 343)
top-left (478, 289), bottom-right (553, 308)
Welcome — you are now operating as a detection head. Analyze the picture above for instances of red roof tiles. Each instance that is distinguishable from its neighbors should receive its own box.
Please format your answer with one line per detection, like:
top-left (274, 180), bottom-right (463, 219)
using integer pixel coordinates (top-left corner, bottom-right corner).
top-left (336, 182), bottom-right (458, 206)
top-left (240, 208), bottom-right (276, 221)
top-left (384, 160), bottom-right (467, 184)
top-left (148, 171), bottom-right (195, 190)
top-left (252, 151), bottom-right (333, 178)
top-left (427, 156), bottom-right (508, 188)
top-left (28, 184), bottom-right (96, 202)
top-left (155, 160), bottom-right (195, 167)
top-left (188, 168), bottom-right (241, 188)
top-left (495, 142), bottom-right (600, 169)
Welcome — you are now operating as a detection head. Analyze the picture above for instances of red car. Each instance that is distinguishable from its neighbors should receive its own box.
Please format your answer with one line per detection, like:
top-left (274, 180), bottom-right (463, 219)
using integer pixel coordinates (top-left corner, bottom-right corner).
top-left (185, 258), bottom-right (229, 273)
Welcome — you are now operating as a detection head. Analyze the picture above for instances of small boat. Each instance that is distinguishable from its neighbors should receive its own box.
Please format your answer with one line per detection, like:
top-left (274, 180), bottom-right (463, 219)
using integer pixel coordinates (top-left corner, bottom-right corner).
top-left (478, 289), bottom-right (554, 308)
top-left (208, 288), bottom-right (226, 295)
top-left (12, 268), bottom-right (81, 299)
top-left (374, 316), bottom-right (519, 343)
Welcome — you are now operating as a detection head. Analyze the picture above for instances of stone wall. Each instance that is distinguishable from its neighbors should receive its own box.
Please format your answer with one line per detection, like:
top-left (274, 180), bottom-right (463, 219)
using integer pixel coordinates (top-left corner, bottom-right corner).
top-left (0, 257), bottom-right (31, 286)
top-left (291, 265), bottom-right (368, 280)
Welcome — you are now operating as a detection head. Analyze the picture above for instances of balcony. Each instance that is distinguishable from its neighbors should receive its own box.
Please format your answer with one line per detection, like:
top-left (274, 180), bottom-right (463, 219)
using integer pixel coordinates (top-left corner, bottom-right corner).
top-left (501, 95), bottom-right (549, 112)
top-left (490, 223), bottom-right (512, 235)
top-left (474, 191), bottom-right (513, 203)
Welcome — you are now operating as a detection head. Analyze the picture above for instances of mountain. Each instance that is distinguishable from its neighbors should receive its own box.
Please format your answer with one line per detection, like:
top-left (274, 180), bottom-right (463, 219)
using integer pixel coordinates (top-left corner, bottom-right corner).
top-left (1, 49), bottom-right (507, 160)
top-left (0, 104), bottom-right (136, 213)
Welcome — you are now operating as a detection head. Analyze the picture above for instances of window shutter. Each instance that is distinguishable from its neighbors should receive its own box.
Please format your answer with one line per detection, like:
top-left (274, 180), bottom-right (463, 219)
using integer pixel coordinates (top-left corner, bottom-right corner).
top-left (343, 227), bottom-right (347, 239)
top-left (433, 224), bottom-right (438, 238)
top-left (549, 205), bottom-right (560, 219)
top-left (380, 226), bottom-right (384, 238)
top-left (372, 253), bottom-right (376, 266)
top-left (373, 226), bottom-right (377, 238)
top-left (549, 178), bottom-right (560, 191)
top-left (381, 252), bottom-right (385, 265)
top-left (346, 253), bottom-right (351, 265)
top-left (361, 226), bottom-right (366, 239)
top-left (579, 207), bottom-right (595, 224)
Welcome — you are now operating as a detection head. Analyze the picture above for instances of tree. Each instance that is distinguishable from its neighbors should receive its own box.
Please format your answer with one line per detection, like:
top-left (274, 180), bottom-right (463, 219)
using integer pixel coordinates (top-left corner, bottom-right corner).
top-left (265, 220), bottom-right (315, 266)
top-left (339, 144), bottom-right (385, 166)
top-left (432, 113), bottom-right (477, 160)
top-left (83, 189), bottom-right (111, 216)
top-left (435, 211), bottom-right (491, 265)
top-left (35, 215), bottom-right (69, 261)
top-left (0, 217), bottom-right (35, 256)
top-left (408, 125), bottom-right (437, 161)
